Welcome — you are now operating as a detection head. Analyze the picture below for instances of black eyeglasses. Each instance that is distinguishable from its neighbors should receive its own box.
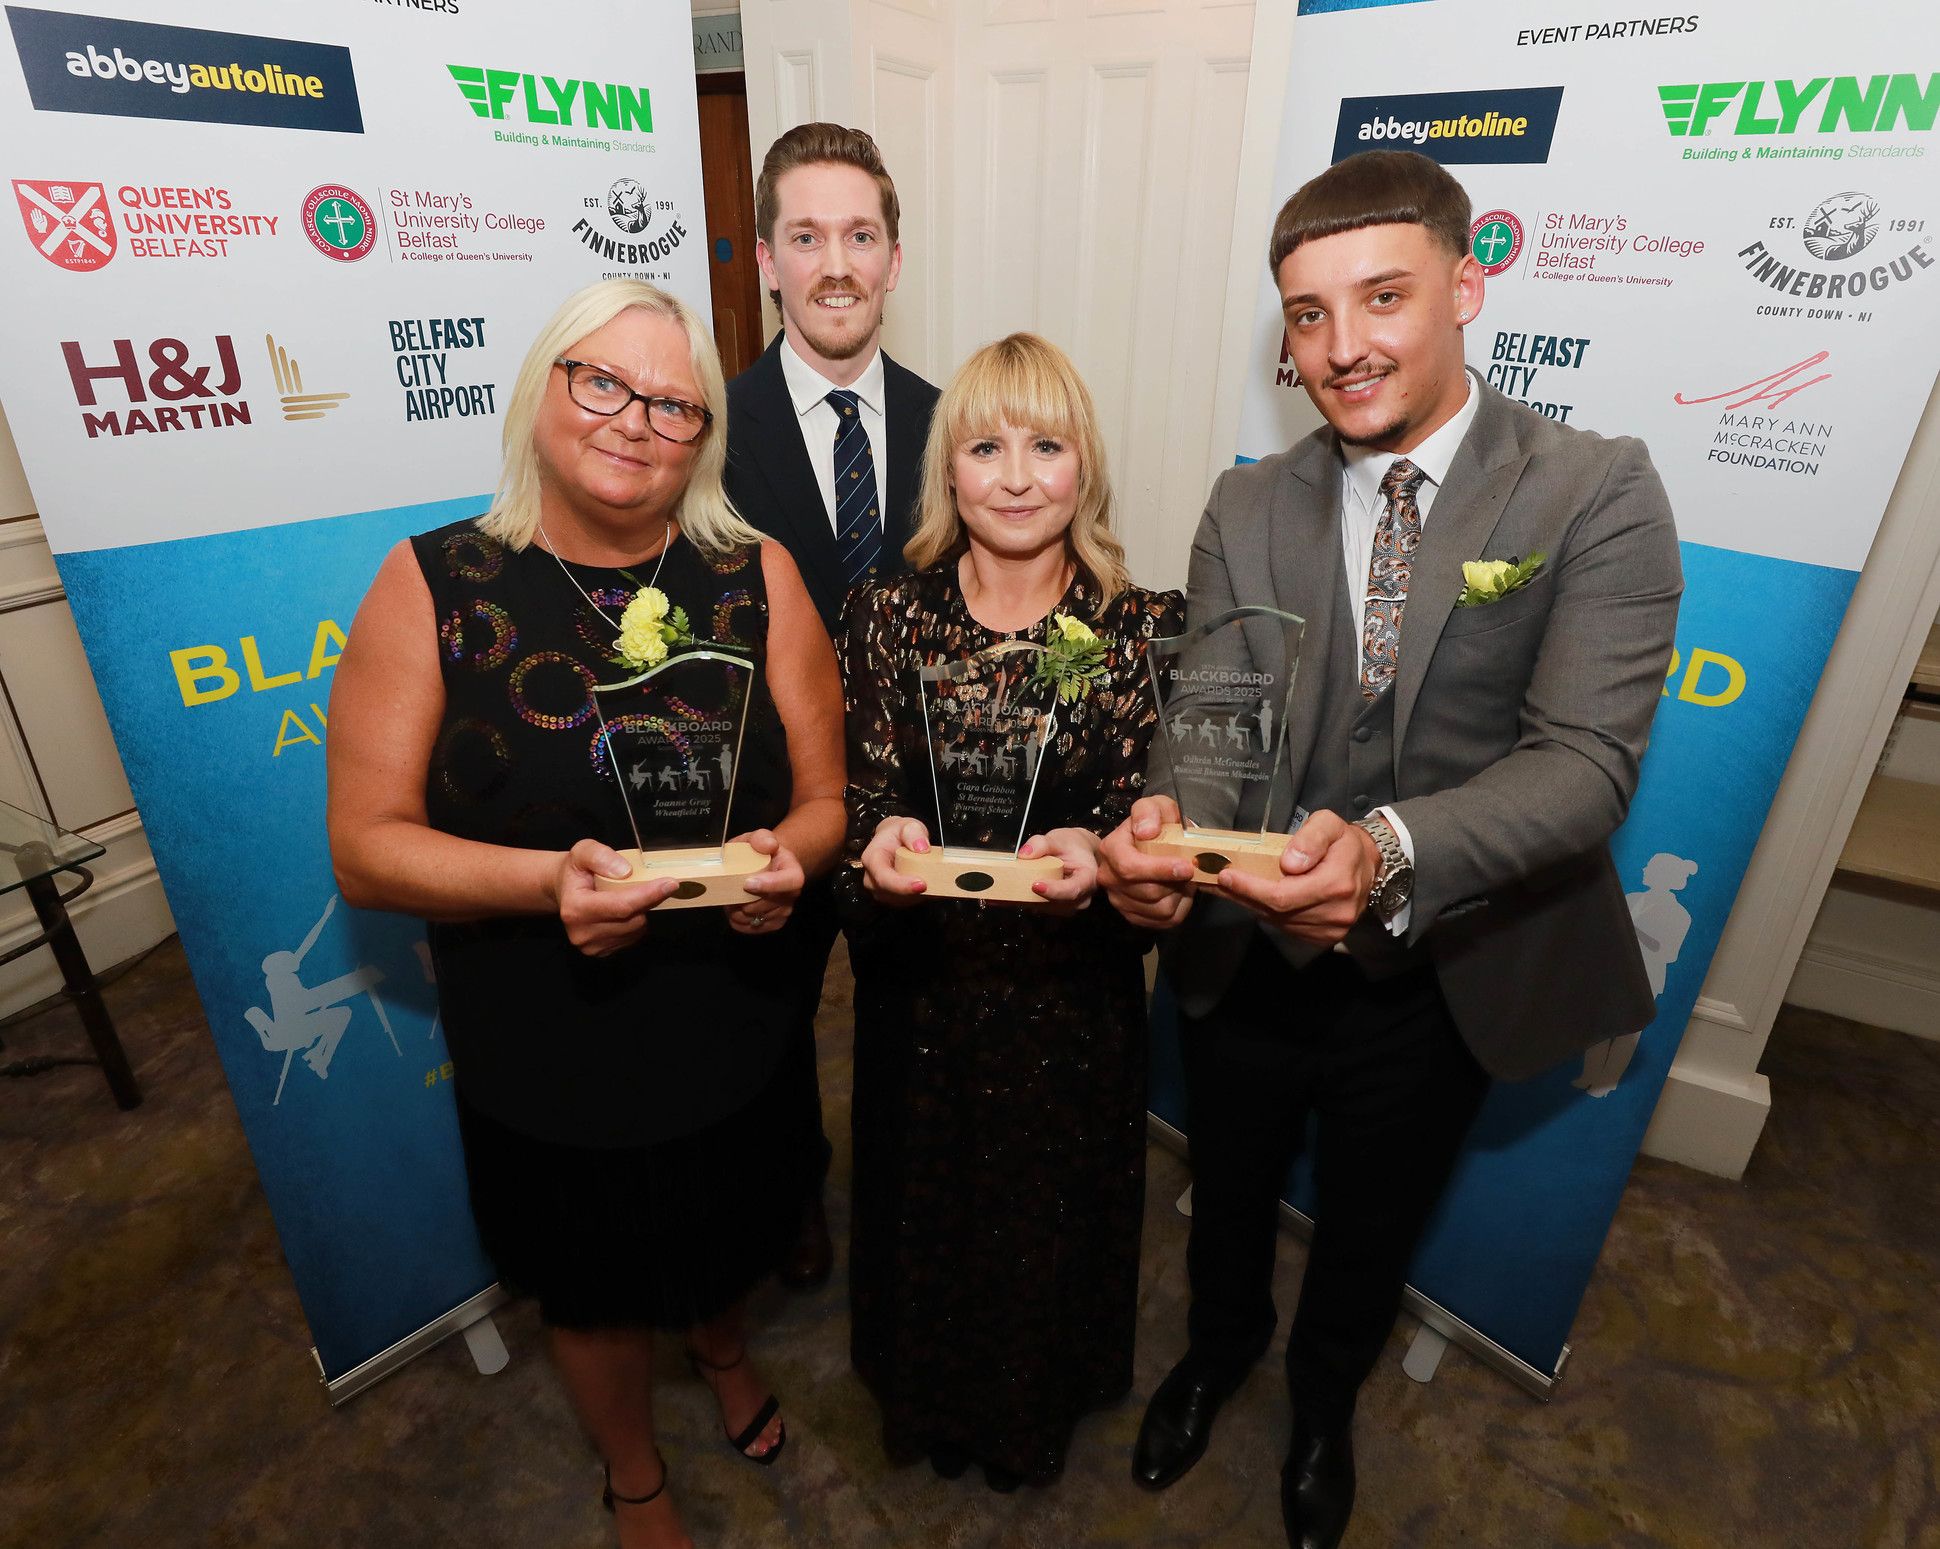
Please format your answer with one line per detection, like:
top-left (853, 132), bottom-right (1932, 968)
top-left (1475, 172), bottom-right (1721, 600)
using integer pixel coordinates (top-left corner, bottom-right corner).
top-left (553, 358), bottom-right (714, 444)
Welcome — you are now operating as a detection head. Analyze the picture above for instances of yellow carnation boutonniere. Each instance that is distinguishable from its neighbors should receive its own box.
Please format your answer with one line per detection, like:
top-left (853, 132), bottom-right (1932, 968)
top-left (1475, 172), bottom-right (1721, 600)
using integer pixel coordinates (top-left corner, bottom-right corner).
top-left (611, 581), bottom-right (696, 671)
top-left (1032, 611), bottom-right (1110, 704)
top-left (1455, 553), bottom-right (1546, 609)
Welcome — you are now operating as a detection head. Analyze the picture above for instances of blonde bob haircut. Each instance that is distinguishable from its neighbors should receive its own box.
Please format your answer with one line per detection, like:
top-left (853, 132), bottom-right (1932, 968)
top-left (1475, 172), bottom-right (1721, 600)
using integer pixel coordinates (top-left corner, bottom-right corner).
top-left (904, 332), bottom-right (1130, 610)
top-left (476, 279), bottom-right (764, 557)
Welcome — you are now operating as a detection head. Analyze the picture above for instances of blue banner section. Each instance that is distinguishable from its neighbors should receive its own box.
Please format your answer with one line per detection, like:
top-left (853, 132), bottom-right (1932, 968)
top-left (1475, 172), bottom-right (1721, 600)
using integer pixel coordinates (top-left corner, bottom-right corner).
top-left (1150, 539), bottom-right (1858, 1374)
top-left (1298, 0), bottom-right (1435, 13)
top-left (1332, 86), bottom-right (1565, 165)
top-left (5, 6), bottom-right (364, 134)
top-left (57, 498), bottom-right (493, 1379)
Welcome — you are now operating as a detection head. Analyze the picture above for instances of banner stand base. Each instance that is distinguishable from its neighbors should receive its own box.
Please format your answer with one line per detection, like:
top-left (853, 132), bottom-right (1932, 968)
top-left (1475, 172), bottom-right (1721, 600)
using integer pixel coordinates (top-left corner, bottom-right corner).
top-left (1403, 1325), bottom-right (1450, 1384)
top-left (1146, 1115), bottom-right (1570, 1401)
top-left (313, 1283), bottom-right (510, 1406)
top-left (462, 1313), bottom-right (510, 1376)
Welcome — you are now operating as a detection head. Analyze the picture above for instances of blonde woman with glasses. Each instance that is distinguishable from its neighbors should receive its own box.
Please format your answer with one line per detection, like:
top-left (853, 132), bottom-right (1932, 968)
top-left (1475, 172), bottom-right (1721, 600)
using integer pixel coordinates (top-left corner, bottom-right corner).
top-left (328, 280), bottom-right (845, 1549)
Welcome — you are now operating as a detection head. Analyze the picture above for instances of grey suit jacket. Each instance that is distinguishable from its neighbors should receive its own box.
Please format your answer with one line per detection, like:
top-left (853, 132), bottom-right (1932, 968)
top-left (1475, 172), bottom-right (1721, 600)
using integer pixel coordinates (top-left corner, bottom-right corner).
top-left (1156, 383), bottom-right (1682, 1080)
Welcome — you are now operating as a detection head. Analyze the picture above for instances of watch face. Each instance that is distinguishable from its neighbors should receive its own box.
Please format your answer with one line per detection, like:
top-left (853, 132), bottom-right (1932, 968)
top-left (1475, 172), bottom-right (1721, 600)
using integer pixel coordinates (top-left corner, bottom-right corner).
top-left (1377, 870), bottom-right (1412, 915)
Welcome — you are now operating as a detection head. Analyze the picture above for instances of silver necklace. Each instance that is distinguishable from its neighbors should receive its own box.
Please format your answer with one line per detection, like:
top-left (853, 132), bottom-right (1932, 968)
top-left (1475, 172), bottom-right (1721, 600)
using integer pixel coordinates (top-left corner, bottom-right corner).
top-left (537, 519), bottom-right (675, 627)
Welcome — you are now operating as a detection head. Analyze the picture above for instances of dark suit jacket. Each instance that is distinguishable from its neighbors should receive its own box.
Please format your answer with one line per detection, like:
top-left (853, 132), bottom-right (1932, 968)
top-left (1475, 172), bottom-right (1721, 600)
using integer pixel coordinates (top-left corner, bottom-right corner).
top-left (723, 334), bottom-right (942, 635)
top-left (1153, 383), bottom-right (1683, 1081)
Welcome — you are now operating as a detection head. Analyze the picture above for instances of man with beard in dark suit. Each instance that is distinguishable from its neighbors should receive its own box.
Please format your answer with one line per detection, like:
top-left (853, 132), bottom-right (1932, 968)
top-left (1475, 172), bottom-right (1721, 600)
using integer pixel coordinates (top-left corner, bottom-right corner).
top-left (723, 123), bottom-right (940, 1287)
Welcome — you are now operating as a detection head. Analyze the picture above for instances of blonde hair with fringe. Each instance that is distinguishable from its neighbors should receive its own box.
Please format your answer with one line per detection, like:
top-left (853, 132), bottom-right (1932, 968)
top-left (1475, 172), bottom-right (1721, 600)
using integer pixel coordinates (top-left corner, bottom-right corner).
top-left (476, 279), bottom-right (763, 556)
top-left (904, 333), bottom-right (1130, 609)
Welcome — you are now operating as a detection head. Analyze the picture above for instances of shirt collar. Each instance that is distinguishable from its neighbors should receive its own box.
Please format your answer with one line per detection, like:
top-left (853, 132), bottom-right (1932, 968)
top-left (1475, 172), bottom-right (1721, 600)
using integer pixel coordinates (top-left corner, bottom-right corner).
top-left (779, 331), bottom-right (885, 419)
top-left (1340, 368), bottom-right (1480, 509)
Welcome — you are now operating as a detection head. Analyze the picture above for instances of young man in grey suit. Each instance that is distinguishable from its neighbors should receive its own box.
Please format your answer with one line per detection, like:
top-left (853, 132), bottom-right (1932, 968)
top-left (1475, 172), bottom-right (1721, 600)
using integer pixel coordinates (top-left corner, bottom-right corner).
top-left (723, 124), bottom-right (940, 1287)
top-left (1099, 150), bottom-right (1681, 1549)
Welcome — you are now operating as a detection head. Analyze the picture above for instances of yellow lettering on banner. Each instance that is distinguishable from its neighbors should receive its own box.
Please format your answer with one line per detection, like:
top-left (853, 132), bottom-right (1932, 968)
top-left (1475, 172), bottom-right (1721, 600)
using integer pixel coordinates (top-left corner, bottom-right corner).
top-left (1678, 649), bottom-right (1747, 708)
top-left (272, 707), bottom-right (323, 757)
top-left (171, 645), bottom-right (241, 706)
top-left (307, 620), bottom-right (347, 679)
top-left (1662, 648), bottom-right (1680, 697)
top-left (241, 635), bottom-right (302, 692)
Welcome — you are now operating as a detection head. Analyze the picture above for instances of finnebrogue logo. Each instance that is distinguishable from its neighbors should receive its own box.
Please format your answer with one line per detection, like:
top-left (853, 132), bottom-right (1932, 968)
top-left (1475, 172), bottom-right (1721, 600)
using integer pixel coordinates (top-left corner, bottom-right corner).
top-left (1737, 190), bottom-right (1933, 318)
top-left (5, 6), bottom-right (363, 134)
top-left (572, 180), bottom-right (687, 273)
top-left (1332, 87), bottom-right (1564, 165)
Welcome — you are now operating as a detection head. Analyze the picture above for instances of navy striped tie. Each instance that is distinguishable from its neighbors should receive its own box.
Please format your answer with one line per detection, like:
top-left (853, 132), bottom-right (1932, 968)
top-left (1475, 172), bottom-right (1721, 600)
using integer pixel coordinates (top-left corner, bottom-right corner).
top-left (827, 388), bottom-right (881, 587)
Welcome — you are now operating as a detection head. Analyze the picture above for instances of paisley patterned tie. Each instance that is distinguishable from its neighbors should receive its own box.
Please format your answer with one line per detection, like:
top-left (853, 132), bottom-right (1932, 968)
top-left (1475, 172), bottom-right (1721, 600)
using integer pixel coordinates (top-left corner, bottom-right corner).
top-left (1360, 458), bottom-right (1427, 700)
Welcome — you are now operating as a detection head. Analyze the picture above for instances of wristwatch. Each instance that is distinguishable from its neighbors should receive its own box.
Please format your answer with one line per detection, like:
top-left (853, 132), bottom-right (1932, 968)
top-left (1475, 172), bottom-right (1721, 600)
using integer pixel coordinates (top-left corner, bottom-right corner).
top-left (1353, 813), bottom-right (1414, 920)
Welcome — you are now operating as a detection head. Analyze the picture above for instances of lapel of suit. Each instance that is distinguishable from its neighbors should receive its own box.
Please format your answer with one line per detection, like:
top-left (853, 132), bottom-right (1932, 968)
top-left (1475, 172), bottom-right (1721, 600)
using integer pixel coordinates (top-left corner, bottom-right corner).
top-left (1391, 384), bottom-right (1531, 751)
top-left (879, 351), bottom-right (926, 553)
top-left (737, 338), bottom-right (832, 561)
top-left (1265, 437), bottom-right (1346, 829)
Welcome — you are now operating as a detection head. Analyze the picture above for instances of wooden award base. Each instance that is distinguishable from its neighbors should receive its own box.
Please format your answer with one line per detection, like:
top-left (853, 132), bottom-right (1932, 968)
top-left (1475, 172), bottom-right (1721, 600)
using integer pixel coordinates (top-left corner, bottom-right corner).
top-left (893, 845), bottom-right (1061, 904)
top-left (592, 841), bottom-right (766, 909)
top-left (1138, 823), bottom-right (1293, 885)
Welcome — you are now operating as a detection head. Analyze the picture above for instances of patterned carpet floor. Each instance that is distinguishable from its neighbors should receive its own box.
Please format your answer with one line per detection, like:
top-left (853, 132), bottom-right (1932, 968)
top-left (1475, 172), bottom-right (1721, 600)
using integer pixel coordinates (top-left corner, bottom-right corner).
top-left (1, 937), bottom-right (1936, 1548)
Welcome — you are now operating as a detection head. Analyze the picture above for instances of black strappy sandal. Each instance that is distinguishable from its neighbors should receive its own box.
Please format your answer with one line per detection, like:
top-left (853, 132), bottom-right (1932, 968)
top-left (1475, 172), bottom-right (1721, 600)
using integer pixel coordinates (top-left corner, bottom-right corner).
top-left (601, 1449), bottom-right (667, 1512)
top-left (686, 1346), bottom-right (787, 1465)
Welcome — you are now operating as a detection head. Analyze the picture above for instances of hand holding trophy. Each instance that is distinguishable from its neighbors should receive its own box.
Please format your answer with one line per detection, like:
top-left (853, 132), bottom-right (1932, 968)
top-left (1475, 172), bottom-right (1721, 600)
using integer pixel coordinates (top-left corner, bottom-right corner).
top-left (588, 581), bottom-right (765, 908)
top-left (893, 612), bottom-right (1109, 904)
top-left (1137, 605), bottom-right (1306, 883)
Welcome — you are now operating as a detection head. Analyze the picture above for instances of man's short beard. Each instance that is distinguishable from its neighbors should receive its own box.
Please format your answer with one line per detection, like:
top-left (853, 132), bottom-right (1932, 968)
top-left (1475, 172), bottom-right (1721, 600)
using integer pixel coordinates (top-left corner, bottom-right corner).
top-left (791, 295), bottom-right (882, 361)
top-left (1335, 413), bottom-right (1410, 448)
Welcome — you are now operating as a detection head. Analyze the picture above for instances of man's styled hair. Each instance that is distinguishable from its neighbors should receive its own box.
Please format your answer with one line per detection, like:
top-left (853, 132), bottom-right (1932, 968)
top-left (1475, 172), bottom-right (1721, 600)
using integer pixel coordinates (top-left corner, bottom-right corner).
top-left (1268, 150), bottom-right (1472, 272)
top-left (754, 122), bottom-right (901, 247)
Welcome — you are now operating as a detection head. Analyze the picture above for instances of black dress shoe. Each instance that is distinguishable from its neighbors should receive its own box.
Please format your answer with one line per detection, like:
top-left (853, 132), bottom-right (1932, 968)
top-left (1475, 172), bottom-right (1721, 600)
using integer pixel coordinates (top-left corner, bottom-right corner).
top-left (1132, 1354), bottom-right (1242, 1491)
top-left (1280, 1422), bottom-right (1355, 1549)
top-left (779, 1192), bottom-right (834, 1290)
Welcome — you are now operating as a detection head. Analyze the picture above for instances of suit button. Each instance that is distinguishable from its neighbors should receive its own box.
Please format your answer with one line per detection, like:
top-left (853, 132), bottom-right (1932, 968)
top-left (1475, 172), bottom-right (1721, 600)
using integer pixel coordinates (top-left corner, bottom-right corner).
top-left (1353, 793), bottom-right (1371, 809)
top-left (1352, 726), bottom-right (1372, 743)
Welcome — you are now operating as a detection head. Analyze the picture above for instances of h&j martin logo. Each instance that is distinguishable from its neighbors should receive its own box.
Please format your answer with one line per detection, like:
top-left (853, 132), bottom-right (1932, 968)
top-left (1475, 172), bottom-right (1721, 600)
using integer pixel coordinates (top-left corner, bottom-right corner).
top-left (61, 329), bottom-right (348, 437)
top-left (265, 333), bottom-right (349, 421)
top-left (13, 178), bottom-right (115, 269)
top-left (1469, 209), bottom-right (1524, 275)
top-left (5, 6), bottom-right (364, 133)
top-left (301, 183), bottom-right (377, 261)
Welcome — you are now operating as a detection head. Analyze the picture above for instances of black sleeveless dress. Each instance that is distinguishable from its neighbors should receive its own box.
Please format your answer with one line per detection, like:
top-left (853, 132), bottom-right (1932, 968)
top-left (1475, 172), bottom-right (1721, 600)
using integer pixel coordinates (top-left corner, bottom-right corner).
top-left (412, 519), bottom-right (811, 1330)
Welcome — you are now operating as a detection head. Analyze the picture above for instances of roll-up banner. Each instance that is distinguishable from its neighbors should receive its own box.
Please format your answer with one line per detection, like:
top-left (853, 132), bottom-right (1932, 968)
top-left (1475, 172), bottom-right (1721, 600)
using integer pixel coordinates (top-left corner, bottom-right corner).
top-left (1151, 0), bottom-right (1940, 1389)
top-left (0, 1), bottom-right (711, 1394)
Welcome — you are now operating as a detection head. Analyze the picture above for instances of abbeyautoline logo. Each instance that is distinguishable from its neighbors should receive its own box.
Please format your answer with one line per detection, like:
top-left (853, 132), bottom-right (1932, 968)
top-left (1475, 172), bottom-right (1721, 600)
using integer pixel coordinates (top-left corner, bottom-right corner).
top-left (1659, 73), bottom-right (1939, 138)
top-left (446, 65), bottom-right (650, 131)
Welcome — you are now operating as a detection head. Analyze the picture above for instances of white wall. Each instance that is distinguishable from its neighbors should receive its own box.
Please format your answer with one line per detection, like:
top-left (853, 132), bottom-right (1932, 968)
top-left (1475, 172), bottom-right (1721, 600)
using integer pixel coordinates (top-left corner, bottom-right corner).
top-left (744, 0), bottom-right (1255, 591)
top-left (0, 406), bottom-right (175, 1017)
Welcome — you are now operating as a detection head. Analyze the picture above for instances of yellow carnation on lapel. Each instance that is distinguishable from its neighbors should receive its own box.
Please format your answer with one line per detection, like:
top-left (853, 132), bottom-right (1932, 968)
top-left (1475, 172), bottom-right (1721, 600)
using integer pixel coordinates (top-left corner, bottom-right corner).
top-left (1054, 612), bottom-right (1097, 644)
top-left (1462, 559), bottom-right (1517, 597)
top-left (620, 586), bottom-right (670, 631)
top-left (615, 618), bottom-right (669, 669)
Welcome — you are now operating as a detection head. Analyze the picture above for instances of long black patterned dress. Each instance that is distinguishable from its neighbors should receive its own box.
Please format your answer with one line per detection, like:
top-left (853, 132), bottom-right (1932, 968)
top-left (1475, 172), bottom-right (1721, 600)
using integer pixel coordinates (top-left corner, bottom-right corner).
top-left (412, 519), bottom-right (810, 1331)
top-left (839, 563), bottom-right (1184, 1481)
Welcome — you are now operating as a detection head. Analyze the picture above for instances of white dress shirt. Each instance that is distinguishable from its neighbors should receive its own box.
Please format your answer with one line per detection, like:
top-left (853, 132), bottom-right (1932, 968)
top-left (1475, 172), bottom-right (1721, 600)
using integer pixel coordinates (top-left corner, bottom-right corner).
top-left (1333, 370), bottom-right (1481, 934)
top-left (777, 332), bottom-right (888, 536)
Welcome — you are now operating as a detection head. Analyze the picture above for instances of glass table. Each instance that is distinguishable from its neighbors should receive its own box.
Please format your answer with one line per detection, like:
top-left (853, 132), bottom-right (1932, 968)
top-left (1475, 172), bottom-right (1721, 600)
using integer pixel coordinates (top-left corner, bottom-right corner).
top-left (0, 797), bottom-right (141, 1109)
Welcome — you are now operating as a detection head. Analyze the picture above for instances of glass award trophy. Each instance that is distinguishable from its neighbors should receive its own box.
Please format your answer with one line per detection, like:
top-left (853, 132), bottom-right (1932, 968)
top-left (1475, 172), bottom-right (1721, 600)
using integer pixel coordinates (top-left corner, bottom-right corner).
top-left (895, 639), bottom-right (1064, 904)
top-left (1139, 605), bottom-right (1306, 882)
top-left (589, 645), bottom-right (764, 909)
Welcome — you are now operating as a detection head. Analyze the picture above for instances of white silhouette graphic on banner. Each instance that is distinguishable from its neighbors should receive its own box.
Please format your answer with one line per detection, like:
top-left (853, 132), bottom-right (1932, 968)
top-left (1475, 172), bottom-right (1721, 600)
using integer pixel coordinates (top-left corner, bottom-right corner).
top-left (245, 896), bottom-right (402, 1104)
top-left (1574, 853), bottom-right (1698, 1098)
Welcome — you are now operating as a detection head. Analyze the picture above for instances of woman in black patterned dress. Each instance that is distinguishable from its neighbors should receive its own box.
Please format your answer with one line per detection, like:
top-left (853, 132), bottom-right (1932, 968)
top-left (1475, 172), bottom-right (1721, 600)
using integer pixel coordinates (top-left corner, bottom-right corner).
top-left (328, 282), bottom-right (845, 1549)
top-left (842, 333), bottom-right (1184, 1490)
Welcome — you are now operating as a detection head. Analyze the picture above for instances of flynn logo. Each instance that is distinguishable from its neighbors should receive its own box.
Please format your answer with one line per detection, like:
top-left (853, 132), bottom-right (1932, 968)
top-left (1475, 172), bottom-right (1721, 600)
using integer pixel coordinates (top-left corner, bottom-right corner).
top-left (446, 65), bottom-right (651, 131)
top-left (1658, 74), bottom-right (1940, 138)
top-left (265, 334), bottom-right (349, 422)
top-left (14, 179), bottom-right (116, 269)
